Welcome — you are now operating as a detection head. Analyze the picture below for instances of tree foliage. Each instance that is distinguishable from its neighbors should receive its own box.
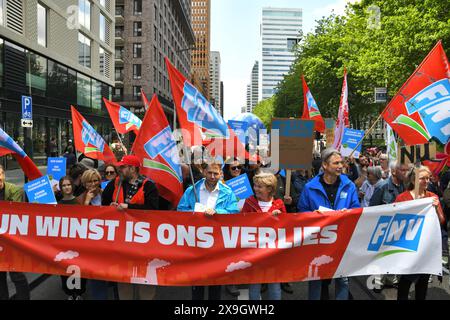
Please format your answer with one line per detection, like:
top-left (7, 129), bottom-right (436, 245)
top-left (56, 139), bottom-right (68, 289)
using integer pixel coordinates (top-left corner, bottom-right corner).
top-left (272, 0), bottom-right (450, 129)
top-left (252, 97), bottom-right (275, 129)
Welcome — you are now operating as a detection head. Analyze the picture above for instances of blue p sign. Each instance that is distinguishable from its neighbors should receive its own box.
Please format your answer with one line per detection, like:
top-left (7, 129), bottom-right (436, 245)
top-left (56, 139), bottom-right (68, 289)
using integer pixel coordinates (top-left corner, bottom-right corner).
top-left (22, 96), bottom-right (32, 120)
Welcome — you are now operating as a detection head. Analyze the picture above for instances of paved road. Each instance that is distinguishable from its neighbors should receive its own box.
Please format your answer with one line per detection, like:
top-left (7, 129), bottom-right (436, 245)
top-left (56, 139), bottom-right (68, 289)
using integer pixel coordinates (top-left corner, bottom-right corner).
top-left (4, 273), bottom-right (449, 300)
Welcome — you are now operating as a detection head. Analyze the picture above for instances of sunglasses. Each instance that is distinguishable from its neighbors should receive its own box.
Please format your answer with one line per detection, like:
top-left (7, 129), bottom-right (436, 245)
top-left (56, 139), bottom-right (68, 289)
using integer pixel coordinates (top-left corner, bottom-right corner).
top-left (105, 171), bottom-right (116, 175)
top-left (231, 166), bottom-right (242, 171)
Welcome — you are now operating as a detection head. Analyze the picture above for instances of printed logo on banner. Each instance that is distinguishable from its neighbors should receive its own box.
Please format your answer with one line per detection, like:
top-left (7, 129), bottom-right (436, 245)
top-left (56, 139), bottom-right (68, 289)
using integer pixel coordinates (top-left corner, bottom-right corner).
top-left (403, 79), bottom-right (450, 144)
top-left (81, 120), bottom-right (105, 153)
top-left (119, 106), bottom-right (142, 130)
top-left (181, 81), bottom-right (229, 139)
top-left (368, 214), bottom-right (425, 259)
top-left (306, 91), bottom-right (321, 118)
top-left (143, 126), bottom-right (182, 182)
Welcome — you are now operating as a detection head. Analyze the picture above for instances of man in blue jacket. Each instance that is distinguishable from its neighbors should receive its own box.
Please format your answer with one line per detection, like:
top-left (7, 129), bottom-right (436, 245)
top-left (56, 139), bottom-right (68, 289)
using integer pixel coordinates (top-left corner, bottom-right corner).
top-left (178, 162), bottom-right (239, 300)
top-left (298, 148), bottom-right (360, 300)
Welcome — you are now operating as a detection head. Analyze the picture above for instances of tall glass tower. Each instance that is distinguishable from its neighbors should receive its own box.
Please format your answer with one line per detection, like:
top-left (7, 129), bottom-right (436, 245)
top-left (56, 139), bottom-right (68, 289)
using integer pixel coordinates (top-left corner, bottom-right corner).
top-left (261, 7), bottom-right (302, 100)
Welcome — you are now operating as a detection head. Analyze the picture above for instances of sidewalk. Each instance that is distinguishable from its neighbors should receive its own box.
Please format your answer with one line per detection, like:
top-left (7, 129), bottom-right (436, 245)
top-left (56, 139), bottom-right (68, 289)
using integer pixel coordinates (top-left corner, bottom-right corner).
top-left (6, 166), bottom-right (48, 187)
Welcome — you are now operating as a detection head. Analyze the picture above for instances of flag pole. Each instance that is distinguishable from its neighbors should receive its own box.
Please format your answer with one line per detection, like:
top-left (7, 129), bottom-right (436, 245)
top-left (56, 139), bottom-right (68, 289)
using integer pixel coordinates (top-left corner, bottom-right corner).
top-left (180, 136), bottom-right (199, 203)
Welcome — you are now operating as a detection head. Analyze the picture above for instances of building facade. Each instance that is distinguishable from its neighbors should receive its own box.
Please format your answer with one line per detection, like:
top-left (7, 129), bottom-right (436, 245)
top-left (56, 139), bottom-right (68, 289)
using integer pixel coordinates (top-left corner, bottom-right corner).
top-left (191, 0), bottom-right (210, 99)
top-left (246, 61), bottom-right (259, 113)
top-left (114, 0), bottom-right (194, 126)
top-left (0, 0), bottom-right (115, 168)
top-left (209, 50), bottom-right (220, 114)
top-left (261, 7), bottom-right (302, 100)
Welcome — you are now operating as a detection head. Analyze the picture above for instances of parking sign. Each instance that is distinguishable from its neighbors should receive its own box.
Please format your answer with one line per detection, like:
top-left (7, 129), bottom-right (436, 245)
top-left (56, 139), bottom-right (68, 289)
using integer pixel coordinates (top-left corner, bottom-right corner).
top-left (21, 95), bottom-right (33, 127)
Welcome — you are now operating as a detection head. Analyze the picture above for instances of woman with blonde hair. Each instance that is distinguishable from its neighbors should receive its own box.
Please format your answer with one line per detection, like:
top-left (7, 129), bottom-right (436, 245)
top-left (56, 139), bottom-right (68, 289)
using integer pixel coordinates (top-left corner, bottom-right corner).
top-left (395, 166), bottom-right (445, 300)
top-left (241, 172), bottom-right (286, 300)
top-left (76, 169), bottom-right (110, 299)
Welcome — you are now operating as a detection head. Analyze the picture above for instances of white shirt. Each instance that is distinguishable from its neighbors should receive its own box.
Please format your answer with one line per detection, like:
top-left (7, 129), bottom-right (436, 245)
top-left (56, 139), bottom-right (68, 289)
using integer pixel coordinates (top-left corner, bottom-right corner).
top-left (258, 200), bottom-right (273, 213)
top-left (199, 181), bottom-right (220, 210)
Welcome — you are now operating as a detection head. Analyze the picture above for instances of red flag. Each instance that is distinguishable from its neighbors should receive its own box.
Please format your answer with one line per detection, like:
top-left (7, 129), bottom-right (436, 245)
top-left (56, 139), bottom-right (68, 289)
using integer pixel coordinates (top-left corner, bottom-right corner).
top-left (382, 41), bottom-right (450, 145)
top-left (103, 98), bottom-right (142, 135)
top-left (0, 127), bottom-right (42, 180)
top-left (165, 57), bottom-right (250, 160)
top-left (333, 69), bottom-right (349, 150)
top-left (301, 75), bottom-right (325, 133)
top-left (71, 106), bottom-right (116, 163)
top-left (131, 93), bottom-right (183, 206)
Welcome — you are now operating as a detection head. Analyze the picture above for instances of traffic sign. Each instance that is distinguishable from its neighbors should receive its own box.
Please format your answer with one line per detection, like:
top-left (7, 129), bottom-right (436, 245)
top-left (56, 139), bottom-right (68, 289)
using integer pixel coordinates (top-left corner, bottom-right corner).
top-left (21, 119), bottom-right (33, 128)
top-left (21, 95), bottom-right (32, 120)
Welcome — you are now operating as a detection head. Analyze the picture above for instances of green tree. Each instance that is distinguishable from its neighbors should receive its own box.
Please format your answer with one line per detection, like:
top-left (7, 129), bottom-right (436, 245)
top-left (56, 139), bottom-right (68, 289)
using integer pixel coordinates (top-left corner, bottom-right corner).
top-left (273, 0), bottom-right (450, 130)
top-left (252, 97), bottom-right (275, 129)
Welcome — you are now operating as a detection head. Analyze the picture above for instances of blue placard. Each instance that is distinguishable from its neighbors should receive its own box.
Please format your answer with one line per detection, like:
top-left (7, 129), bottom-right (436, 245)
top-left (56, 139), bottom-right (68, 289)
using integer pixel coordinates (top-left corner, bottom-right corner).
top-left (271, 119), bottom-right (315, 138)
top-left (228, 120), bottom-right (249, 144)
top-left (24, 175), bottom-right (57, 204)
top-left (47, 157), bottom-right (66, 181)
top-left (225, 173), bottom-right (254, 201)
top-left (340, 128), bottom-right (365, 157)
top-left (21, 95), bottom-right (32, 120)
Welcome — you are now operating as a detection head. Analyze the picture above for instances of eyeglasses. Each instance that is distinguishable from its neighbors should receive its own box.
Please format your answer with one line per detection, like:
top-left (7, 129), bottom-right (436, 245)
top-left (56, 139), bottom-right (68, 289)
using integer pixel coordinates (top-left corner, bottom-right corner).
top-left (231, 166), bottom-right (242, 171)
top-left (105, 171), bottom-right (116, 175)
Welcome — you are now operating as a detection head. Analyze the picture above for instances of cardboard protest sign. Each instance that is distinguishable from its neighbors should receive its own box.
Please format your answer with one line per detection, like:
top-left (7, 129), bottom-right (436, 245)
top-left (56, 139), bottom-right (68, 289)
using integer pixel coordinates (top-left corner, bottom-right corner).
top-left (398, 143), bottom-right (437, 164)
top-left (47, 157), bottom-right (66, 181)
top-left (225, 174), bottom-right (254, 201)
top-left (24, 175), bottom-right (57, 204)
top-left (340, 128), bottom-right (365, 157)
top-left (325, 118), bottom-right (335, 148)
top-left (271, 119), bottom-right (315, 169)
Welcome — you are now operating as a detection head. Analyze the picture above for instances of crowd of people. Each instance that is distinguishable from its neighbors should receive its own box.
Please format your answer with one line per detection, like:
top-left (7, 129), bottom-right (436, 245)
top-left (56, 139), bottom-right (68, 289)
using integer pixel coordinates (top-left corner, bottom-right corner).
top-left (0, 142), bottom-right (449, 301)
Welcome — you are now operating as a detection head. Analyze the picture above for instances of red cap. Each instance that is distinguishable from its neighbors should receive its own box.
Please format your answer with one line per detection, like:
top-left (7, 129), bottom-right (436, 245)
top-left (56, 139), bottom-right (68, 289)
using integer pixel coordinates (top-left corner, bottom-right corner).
top-left (115, 155), bottom-right (141, 167)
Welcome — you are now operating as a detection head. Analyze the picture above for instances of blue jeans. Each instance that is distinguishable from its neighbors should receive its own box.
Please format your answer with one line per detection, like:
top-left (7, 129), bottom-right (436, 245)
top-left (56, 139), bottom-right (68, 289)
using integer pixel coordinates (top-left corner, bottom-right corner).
top-left (89, 280), bottom-right (110, 300)
top-left (249, 283), bottom-right (281, 300)
top-left (308, 278), bottom-right (349, 300)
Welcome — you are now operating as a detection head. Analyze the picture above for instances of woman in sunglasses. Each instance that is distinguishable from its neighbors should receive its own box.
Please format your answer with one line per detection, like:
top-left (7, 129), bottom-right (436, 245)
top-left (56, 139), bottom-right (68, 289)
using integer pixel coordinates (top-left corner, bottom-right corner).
top-left (103, 164), bottom-right (118, 182)
top-left (223, 158), bottom-right (244, 182)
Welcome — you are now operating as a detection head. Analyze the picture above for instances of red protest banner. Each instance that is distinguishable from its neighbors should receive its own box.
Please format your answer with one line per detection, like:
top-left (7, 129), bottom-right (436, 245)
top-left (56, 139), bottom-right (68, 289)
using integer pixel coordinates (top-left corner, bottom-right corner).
top-left (0, 199), bottom-right (442, 285)
top-left (0, 201), bottom-right (360, 285)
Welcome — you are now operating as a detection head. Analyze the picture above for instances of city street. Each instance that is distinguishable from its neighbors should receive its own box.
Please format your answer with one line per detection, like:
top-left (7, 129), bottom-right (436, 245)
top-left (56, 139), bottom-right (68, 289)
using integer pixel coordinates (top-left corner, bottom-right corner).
top-left (4, 273), bottom-right (449, 300)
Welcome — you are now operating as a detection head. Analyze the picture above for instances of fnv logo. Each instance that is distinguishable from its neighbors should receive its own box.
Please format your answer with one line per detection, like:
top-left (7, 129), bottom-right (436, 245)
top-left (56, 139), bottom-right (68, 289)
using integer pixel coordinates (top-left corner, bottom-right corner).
top-left (405, 79), bottom-right (450, 144)
top-left (368, 214), bottom-right (425, 259)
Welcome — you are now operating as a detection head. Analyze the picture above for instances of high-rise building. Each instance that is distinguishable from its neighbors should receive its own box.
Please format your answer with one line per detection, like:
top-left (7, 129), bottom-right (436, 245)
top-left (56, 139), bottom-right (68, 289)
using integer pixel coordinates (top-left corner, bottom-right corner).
top-left (251, 61), bottom-right (259, 110)
top-left (191, 0), bottom-right (210, 99)
top-left (209, 51), bottom-right (220, 114)
top-left (0, 0), bottom-right (115, 168)
top-left (261, 7), bottom-right (302, 100)
top-left (246, 61), bottom-right (259, 113)
top-left (114, 0), bottom-right (195, 126)
top-left (220, 81), bottom-right (224, 117)
top-left (246, 84), bottom-right (251, 112)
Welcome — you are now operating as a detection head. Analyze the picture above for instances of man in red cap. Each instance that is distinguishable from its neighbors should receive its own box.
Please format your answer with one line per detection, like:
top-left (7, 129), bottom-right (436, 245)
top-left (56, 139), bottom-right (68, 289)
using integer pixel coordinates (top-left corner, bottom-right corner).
top-left (102, 154), bottom-right (159, 299)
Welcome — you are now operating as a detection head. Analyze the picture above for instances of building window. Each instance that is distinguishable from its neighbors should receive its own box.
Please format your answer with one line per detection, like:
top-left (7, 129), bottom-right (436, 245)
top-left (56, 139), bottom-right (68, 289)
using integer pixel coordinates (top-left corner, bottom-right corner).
top-left (133, 43), bottom-right (142, 58)
top-left (77, 73), bottom-right (91, 107)
top-left (133, 0), bottom-right (142, 15)
top-left (99, 47), bottom-right (105, 76)
top-left (26, 51), bottom-right (47, 96)
top-left (115, 67), bottom-right (123, 81)
top-left (78, 33), bottom-right (91, 68)
top-left (99, 14), bottom-right (106, 42)
top-left (48, 60), bottom-right (68, 100)
top-left (133, 86), bottom-right (141, 100)
top-left (37, 3), bottom-right (47, 47)
top-left (133, 64), bottom-right (141, 79)
top-left (91, 79), bottom-right (102, 109)
top-left (133, 21), bottom-right (142, 36)
top-left (78, 0), bottom-right (91, 30)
